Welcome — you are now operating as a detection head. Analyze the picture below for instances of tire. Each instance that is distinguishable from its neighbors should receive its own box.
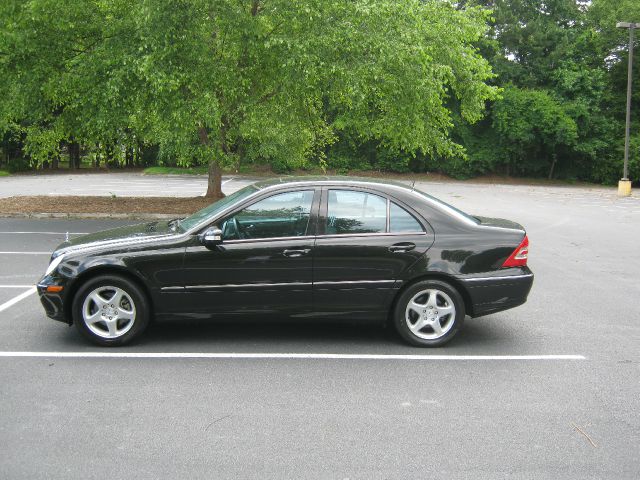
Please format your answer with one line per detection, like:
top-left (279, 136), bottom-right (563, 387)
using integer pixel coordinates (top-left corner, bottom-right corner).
top-left (72, 274), bottom-right (150, 347)
top-left (393, 279), bottom-right (465, 347)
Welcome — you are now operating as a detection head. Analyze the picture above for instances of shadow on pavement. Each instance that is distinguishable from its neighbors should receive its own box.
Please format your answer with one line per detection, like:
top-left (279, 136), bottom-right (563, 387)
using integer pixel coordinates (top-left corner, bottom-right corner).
top-left (132, 315), bottom-right (512, 351)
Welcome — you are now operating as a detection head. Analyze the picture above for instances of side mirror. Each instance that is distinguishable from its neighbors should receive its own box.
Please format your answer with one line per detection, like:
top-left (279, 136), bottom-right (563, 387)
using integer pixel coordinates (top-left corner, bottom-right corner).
top-left (200, 227), bottom-right (223, 249)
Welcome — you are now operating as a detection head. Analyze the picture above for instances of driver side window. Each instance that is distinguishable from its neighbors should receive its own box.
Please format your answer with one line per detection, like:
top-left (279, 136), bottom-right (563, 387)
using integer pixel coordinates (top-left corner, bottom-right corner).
top-left (221, 190), bottom-right (315, 240)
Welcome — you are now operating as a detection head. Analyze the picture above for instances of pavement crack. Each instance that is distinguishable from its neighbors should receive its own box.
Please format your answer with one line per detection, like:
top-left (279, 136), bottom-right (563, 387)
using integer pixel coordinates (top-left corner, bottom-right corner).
top-left (204, 414), bottom-right (233, 431)
top-left (571, 422), bottom-right (598, 448)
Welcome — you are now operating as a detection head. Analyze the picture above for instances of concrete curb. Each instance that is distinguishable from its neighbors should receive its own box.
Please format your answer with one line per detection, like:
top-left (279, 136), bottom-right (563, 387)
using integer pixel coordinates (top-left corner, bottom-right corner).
top-left (0, 212), bottom-right (185, 220)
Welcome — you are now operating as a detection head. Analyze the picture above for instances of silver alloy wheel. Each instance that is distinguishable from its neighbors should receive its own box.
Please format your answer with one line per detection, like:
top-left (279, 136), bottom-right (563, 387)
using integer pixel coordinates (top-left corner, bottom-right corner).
top-left (405, 288), bottom-right (456, 340)
top-left (82, 286), bottom-right (136, 339)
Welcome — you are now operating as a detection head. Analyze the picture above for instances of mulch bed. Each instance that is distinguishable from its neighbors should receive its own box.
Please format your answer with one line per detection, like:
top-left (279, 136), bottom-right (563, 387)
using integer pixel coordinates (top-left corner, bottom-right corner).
top-left (0, 196), bottom-right (213, 215)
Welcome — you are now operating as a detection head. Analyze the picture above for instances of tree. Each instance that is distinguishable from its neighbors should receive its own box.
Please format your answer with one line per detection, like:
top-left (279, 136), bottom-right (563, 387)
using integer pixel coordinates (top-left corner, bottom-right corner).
top-left (492, 86), bottom-right (577, 177)
top-left (454, 0), bottom-right (625, 181)
top-left (1, 0), bottom-right (497, 197)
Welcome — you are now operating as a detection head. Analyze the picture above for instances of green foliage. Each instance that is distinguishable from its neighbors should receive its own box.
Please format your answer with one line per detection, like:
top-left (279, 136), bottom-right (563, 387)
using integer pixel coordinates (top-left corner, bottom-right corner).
top-left (590, 133), bottom-right (640, 184)
top-left (0, 169), bottom-right (9, 176)
top-left (455, 0), bottom-right (637, 183)
top-left (1, 0), bottom-right (638, 184)
top-left (492, 86), bottom-right (577, 176)
top-left (0, 0), bottom-right (497, 189)
top-left (2, 155), bottom-right (31, 173)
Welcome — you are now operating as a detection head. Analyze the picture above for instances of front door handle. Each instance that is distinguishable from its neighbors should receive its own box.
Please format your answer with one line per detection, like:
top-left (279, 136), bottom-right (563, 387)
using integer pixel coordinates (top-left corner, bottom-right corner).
top-left (388, 242), bottom-right (416, 253)
top-left (282, 248), bottom-right (311, 258)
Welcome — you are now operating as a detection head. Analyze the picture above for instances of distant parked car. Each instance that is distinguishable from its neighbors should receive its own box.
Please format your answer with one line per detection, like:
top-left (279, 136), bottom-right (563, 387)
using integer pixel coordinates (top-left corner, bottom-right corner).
top-left (38, 177), bottom-right (533, 347)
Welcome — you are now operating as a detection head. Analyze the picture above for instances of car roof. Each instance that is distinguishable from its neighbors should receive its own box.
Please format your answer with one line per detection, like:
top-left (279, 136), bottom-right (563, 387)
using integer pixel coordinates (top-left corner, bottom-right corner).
top-left (252, 175), bottom-right (415, 192)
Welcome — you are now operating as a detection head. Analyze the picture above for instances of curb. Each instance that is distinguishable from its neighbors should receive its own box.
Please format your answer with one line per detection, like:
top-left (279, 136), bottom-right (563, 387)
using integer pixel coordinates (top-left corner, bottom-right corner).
top-left (0, 212), bottom-right (185, 220)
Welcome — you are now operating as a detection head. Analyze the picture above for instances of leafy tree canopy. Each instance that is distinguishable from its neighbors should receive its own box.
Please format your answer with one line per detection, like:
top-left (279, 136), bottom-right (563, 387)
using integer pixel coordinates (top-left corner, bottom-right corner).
top-left (0, 0), bottom-right (497, 196)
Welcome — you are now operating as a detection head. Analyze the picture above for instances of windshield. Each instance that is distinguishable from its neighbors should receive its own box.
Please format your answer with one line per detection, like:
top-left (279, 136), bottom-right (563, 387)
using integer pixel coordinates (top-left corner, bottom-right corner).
top-left (178, 184), bottom-right (260, 232)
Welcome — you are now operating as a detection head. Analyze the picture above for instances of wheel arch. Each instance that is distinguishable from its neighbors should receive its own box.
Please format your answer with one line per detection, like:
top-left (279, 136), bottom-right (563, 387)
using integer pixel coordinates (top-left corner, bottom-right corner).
top-left (64, 265), bottom-right (154, 324)
top-left (387, 273), bottom-right (474, 324)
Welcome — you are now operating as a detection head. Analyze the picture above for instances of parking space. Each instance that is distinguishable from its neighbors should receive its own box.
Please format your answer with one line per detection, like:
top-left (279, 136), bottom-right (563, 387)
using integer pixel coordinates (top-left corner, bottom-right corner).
top-left (0, 288), bottom-right (30, 306)
top-left (0, 183), bottom-right (639, 478)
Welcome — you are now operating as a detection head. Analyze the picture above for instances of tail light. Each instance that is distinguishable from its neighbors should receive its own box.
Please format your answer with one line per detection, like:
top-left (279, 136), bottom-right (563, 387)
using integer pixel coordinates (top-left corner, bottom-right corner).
top-left (502, 235), bottom-right (529, 267)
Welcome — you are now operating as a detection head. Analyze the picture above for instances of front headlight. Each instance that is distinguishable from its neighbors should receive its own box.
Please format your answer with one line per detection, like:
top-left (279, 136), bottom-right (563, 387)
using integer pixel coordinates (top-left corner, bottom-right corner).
top-left (45, 255), bottom-right (64, 276)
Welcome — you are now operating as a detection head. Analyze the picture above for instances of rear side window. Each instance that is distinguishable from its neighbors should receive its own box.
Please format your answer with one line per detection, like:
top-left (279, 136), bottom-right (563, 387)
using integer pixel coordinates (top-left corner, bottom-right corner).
top-left (390, 202), bottom-right (424, 233)
top-left (327, 190), bottom-right (387, 234)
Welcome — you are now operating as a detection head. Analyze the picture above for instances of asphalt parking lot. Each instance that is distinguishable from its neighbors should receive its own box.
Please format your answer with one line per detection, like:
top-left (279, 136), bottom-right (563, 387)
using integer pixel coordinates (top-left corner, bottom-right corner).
top-left (0, 172), bottom-right (256, 198)
top-left (1, 179), bottom-right (639, 479)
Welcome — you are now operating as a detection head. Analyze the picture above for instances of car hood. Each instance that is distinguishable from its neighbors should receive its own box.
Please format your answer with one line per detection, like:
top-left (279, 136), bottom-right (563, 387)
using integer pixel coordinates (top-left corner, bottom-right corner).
top-left (54, 220), bottom-right (180, 257)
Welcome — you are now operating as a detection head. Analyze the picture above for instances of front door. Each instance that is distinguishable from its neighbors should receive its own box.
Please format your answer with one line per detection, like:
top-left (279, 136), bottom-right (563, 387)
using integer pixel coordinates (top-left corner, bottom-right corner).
top-left (180, 189), bottom-right (318, 317)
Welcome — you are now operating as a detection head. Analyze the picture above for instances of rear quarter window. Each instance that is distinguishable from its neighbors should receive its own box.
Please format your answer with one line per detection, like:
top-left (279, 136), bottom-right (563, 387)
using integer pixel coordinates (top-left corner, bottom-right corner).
top-left (390, 202), bottom-right (424, 233)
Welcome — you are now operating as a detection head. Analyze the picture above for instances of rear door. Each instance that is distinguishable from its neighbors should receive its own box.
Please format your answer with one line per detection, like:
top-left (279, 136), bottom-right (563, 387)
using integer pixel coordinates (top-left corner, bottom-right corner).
top-left (313, 187), bottom-right (433, 316)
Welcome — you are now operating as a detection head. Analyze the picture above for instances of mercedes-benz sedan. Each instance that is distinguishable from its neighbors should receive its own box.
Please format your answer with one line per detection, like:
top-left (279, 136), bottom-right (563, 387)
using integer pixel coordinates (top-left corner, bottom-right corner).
top-left (38, 177), bottom-right (533, 347)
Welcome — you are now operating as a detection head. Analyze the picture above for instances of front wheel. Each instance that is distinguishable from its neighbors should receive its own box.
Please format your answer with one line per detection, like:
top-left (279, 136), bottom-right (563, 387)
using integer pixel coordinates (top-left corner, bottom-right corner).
top-left (72, 274), bottom-right (150, 347)
top-left (393, 280), bottom-right (465, 347)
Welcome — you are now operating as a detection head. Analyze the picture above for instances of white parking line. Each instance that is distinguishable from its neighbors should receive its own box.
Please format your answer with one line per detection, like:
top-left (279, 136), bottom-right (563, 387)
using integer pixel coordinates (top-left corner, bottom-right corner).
top-left (0, 287), bottom-right (37, 313)
top-left (0, 252), bottom-right (51, 255)
top-left (0, 285), bottom-right (34, 288)
top-left (0, 352), bottom-right (586, 360)
top-left (0, 232), bottom-right (88, 235)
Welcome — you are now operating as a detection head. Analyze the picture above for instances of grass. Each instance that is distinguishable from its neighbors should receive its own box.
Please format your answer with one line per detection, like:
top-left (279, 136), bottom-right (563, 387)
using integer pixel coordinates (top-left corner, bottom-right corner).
top-left (143, 166), bottom-right (208, 175)
top-left (0, 170), bottom-right (10, 177)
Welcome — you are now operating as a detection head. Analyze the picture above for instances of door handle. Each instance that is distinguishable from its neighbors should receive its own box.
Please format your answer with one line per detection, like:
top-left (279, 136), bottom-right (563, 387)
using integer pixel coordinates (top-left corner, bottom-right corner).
top-left (388, 242), bottom-right (416, 253)
top-left (282, 248), bottom-right (311, 258)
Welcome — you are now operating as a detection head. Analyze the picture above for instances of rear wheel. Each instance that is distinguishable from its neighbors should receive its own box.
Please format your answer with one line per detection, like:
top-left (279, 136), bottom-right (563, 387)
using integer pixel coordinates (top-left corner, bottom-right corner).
top-left (393, 280), bottom-right (465, 347)
top-left (72, 274), bottom-right (150, 346)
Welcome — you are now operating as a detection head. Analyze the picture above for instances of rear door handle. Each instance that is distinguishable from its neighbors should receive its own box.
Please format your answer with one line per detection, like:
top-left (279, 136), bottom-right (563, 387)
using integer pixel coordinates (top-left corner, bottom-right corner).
top-left (388, 242), bottom-right (416, 253)
top-left (282, 248), bottom-right (311, 258)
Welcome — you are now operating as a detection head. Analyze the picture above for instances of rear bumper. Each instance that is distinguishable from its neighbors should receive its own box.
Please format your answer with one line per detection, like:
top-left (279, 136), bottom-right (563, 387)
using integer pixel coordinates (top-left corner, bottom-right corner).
top-left (458, 268), bottom-right (534, 317)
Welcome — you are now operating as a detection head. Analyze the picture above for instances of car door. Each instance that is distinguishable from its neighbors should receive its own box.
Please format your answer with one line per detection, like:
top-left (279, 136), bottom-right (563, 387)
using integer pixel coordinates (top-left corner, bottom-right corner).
top-left (180, 188), bottom-right (319, 316)
top-left (313, 187), bottom-right (433, 317)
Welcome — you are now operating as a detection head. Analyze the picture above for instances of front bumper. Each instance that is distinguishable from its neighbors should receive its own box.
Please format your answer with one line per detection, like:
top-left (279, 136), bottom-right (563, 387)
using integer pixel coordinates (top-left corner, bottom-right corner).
top-left (37, 277), bottom-right (72, 325)
top-left (458, 267), bottom-right (534, 317)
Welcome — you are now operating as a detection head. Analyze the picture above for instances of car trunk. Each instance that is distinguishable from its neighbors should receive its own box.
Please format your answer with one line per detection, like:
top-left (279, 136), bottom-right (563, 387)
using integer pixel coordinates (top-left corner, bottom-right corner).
top-left (473, 216), bottom-right (525, 232)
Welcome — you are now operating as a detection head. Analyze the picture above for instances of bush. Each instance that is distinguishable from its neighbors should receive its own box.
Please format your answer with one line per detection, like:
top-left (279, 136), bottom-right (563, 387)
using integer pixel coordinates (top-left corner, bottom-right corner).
top-left (5, 156), bottom-right (32, 173)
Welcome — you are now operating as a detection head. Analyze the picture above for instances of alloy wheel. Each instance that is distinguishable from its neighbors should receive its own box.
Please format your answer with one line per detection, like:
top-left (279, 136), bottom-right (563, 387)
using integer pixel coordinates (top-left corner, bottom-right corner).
top-left (405, 288), bottom-right (456, 340)
top-left (82, 286), bottom-right (136, 339)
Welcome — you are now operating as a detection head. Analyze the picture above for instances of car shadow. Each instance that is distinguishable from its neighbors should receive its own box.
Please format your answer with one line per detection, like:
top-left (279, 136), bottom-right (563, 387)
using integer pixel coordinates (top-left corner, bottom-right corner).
top-left (143, 317), bottom-right (397, 348)
top-left (43, 315), bottom-right (513, 351)
top-left (133, 316), bottom-right (512, 350)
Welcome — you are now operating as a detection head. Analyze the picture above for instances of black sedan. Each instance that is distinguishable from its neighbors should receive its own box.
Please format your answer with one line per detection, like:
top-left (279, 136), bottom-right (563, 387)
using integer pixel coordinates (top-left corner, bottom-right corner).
top-left (37, 177), bottom-right (533, 347)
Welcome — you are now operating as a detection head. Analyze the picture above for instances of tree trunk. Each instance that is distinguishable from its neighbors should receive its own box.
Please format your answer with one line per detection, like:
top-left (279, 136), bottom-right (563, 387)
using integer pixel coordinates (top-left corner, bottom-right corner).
top-left (51, 156), bottom-right (59, 169)
top-left (69, 141), bottom-right (81, 169)
top-left (73, 142), bottom-right (80, 170)
top-left (205, 160), bottom-right (223, 198)
top-left (199, 126), bottom-right (225, 199)
top-left (105, 143), bottom-right (116, 169)
top-left (125, 145), bottom-right (134, 167)
top-left (548, 154), bottom-right (557, 180)
top-left (68, 142), bottom-right (75, 169)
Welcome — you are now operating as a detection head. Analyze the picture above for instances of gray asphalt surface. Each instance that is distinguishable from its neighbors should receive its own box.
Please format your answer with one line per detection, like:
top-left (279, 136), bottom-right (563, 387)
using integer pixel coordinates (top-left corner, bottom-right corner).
top-left (0, 178), bottom-right (639, 479)
top-left (0, 172), bottom-right (255, 198)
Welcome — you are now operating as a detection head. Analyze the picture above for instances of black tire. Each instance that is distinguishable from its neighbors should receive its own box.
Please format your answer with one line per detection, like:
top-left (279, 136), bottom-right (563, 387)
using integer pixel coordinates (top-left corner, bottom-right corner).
top-left (393, 279), bottom-right (465, 347)
top-left (72, 274), bottom-right (150, 347)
